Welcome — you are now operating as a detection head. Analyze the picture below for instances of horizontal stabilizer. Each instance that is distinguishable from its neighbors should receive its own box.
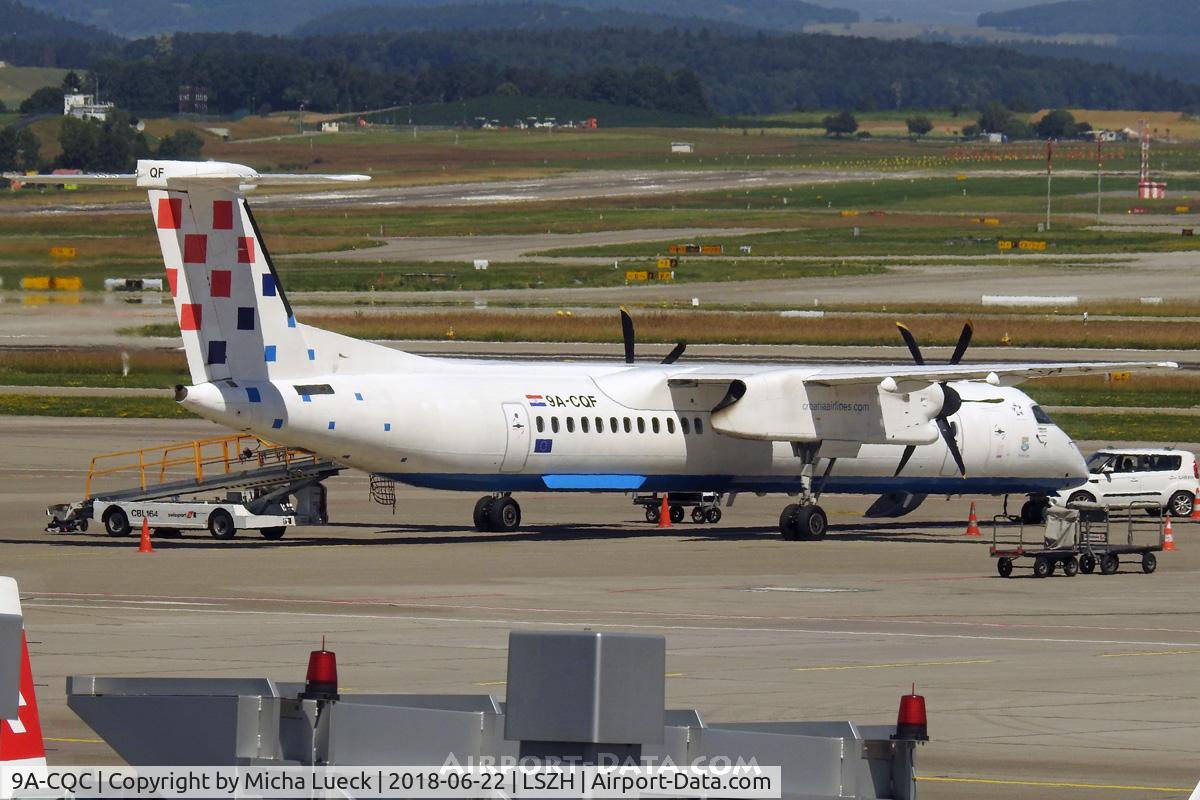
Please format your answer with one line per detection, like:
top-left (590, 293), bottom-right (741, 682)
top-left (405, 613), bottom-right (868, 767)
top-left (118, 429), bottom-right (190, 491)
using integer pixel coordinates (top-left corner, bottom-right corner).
top-left (5, 159), bottom-right (370, 191)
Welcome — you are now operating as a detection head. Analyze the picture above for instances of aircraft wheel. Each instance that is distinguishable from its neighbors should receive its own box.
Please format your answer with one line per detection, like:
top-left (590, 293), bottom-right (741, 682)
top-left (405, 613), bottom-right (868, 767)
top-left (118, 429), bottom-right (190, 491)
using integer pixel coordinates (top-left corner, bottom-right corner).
top-left (260, 527), bottom-right (286, 540)
top-left (1062, 557), bottom-right (1078, 577)
top-left (691, 507), bottom-right (707, 524)
top-left (706, 507), bottom-right (722, 524)
top-left (1100, 553), bottom-right (1119, 575)
top-left (103, 506), bottom-right (131, 537)
top-left (1032, 556), bottom-right (1050, 578)
top-left (997, 558), bottom-right (1013, 578)
top-left (1142, 552), bottom-right (1157, 574)
top-left (796, 505), bottom-right (828, 540)
top-left (473, 496), bottom-right (494, 531)
top-left (208, 509), bottom-right (236, 539)
top-left (644, 505), bottom-right (660, 524)
top-left (488, 496), bottom-right (521, 532)
top-left (669, 505), bottom-right (685, 524)
top-left (78, 518), bottom-right (89, 532)
top-left (1079, 553), bottom-right (1096, 574)
top-left (779, 504), bottom-right (800, 540)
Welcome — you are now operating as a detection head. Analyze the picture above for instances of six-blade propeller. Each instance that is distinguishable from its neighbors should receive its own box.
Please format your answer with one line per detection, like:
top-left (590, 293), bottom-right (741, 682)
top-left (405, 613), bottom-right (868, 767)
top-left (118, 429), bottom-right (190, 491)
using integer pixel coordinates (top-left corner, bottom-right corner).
top-left (893, 322), bottom-right (973, 478)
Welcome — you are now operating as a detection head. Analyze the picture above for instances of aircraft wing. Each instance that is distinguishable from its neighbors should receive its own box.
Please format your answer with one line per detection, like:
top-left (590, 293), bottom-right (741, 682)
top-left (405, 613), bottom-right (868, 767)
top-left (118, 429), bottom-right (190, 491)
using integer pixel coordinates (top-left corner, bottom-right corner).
top-left (799, 360), bottom-right (1177, 387)
top-left (670, 360), bottom-right (1176, 446)
top-left (670, 360), bottom-right (1175, 389)
top-left (5, 160), bottom-right (370, 190)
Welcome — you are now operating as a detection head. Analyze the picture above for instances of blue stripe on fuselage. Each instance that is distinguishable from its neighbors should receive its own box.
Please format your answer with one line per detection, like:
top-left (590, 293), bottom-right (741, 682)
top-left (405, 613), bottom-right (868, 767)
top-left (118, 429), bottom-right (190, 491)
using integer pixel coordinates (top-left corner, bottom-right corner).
top-left (386, 473), bottom-right (1081, 495)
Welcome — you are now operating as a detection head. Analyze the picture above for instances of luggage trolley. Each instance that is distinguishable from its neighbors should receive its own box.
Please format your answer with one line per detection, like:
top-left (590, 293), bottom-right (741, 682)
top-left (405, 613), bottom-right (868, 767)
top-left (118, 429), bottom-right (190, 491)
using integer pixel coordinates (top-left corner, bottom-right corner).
top-left (633, 492), bottom-right (723, 524)
top-left (990, 501), bottom-right (1164, 578)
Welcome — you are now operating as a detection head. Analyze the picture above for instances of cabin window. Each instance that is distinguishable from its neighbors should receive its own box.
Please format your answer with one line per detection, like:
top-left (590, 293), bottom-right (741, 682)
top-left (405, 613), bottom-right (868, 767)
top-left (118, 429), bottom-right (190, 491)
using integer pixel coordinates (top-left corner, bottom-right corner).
top-left (666, 418), bottom-right (675, 434)
top-left (637, 417), bottom-right (646, 434)
top-left (651, 418), bottom-right (661, 434)
top-left (536, 416), bottom-right (545, 433)
top-left (680, 417), bottom-right (690, 434)
top-left (623, 417), bottom-right (632, 433)
top-left (595, 417), bottom-right (604, 433)
top-left (566, 417), bottom-right (575, 433)
top-left (694, 417), bottom-right (704, 434)
top-left (610, 417), bottom-right (618, 432)
top-left (551, 417), bottom-right (560, 433)
top-left (581, 417), bottom-right (590, 433)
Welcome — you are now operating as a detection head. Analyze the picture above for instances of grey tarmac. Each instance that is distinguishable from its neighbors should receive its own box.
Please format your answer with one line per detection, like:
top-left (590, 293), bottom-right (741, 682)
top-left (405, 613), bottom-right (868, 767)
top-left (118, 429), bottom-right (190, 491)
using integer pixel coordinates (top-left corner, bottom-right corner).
top-left (2, 416), bottom-right (1198, 799)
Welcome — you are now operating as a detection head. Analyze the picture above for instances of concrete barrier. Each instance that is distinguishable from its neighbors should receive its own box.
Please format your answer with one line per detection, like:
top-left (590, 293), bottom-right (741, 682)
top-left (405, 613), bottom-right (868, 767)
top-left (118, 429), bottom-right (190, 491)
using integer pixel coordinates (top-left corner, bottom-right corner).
top-left (982, 295), bottom-right (1078, 307)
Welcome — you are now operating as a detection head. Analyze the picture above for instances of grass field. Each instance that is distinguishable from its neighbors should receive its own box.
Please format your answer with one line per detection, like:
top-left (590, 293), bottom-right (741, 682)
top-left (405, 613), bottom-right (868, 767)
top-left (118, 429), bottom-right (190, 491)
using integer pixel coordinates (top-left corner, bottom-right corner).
top-left (121, 309), bottom-right (1200, 351)
top-left (0, 394), bottom-right (191, 419)
top-left (0, 66), bottom-right (67, 107)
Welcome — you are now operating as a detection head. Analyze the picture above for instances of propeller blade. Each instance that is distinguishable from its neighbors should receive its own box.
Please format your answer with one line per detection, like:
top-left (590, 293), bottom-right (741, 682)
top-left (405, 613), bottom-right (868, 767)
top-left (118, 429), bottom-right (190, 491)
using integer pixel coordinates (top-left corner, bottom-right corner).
top-left (661, 342), bottom-right (687, 364)
top-left (893, 445), bottom-right (916, 477)
top-left (620, 307), bottom-right (635, 364)
top-left (937, 417), bottom-right (967, 477)
top-left (948, 322), bottom-right (973, 365)
top-left (895, 322), bottom-right (924, 365)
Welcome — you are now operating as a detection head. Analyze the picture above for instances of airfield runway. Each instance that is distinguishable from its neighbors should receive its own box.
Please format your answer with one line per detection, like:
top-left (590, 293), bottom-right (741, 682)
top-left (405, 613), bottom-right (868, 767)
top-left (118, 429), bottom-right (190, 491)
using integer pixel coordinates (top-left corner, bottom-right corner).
top-left (3, 416), bottom-right (1199, 799)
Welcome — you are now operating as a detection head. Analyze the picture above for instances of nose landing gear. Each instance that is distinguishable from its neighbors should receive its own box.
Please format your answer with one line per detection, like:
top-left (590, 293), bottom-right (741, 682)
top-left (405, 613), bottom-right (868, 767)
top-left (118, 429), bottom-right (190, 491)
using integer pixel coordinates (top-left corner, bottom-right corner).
top-left (472, 493), bottom-right (521, 532)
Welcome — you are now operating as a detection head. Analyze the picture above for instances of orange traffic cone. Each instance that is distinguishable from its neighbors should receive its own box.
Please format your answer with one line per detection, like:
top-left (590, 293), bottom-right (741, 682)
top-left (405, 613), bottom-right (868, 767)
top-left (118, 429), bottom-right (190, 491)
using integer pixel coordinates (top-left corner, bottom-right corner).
top-left (964, 501), bottom-right (982, 537)
top-left (1191, 495), bottom-right (1200, 521)
top-left (658, 494), bottom-right (671, 529)
top-left (1164, 515), bottom-right (1177, 551)
top-left (138, 517), bottom-right (153, 553)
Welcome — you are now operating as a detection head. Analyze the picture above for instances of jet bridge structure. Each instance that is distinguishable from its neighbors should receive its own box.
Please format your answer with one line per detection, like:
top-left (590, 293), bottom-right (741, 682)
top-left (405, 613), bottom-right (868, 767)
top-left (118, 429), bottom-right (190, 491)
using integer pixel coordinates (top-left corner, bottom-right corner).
top-left (46, 434), bottom-right (342, 539)
top-left (66, 630), bottom-right (923, 800)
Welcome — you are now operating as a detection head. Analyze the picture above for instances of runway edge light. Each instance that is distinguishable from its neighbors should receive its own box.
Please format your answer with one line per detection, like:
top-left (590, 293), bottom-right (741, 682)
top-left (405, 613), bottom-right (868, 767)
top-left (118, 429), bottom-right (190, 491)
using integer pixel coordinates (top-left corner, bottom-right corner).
top-left (892, 684), bottom-right (928, 742)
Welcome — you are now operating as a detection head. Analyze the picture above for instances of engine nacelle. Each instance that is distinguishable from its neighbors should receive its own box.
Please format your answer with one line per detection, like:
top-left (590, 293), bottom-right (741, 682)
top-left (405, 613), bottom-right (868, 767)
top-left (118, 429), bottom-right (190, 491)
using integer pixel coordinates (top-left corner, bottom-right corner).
top-left (709, 373), bottom-right (944, 445)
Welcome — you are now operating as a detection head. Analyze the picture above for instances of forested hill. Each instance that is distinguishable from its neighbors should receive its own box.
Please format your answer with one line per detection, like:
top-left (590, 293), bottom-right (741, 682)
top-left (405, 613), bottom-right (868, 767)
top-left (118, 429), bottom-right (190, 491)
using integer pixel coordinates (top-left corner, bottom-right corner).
top-left (295, 0), bottom-right (853, 35)
top-left (293, 3), bottom-right (749, 35)
top-left (0, 0), bottom-right (115, 41)
top-left (978, 0), bottom-right (1200, 36)
top-left (71, 29), bottom-right (1200, 117)
top-left (22, 0), bottom-right (855, 37)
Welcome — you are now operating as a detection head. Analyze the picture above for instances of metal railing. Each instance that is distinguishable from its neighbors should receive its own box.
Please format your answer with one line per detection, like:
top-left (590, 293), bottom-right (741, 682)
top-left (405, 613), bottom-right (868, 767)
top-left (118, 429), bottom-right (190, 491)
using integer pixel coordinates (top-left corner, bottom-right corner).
top-left (85, 434), bottom-right (319, 499)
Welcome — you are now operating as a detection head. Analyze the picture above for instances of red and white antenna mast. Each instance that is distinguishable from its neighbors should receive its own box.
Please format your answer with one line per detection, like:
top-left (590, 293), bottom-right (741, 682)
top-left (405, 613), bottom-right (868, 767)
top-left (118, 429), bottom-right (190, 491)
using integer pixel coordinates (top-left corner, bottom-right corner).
top-left (1137, 119), bottom-right (1166, 199)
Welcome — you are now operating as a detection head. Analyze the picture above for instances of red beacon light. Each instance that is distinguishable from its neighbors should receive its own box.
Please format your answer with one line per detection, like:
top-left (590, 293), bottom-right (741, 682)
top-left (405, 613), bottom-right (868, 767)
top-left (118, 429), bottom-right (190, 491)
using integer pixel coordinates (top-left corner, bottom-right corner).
top-left (301, 637), bottom-right (339, 701)
top-left (892, 684), bottom-right (928, 742)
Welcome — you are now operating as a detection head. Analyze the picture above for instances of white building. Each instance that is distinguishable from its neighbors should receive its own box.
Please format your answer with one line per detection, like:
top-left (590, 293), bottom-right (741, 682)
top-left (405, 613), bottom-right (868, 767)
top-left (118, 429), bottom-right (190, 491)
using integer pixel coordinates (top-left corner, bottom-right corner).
top-left (63, 93), bottom-right (115, 122)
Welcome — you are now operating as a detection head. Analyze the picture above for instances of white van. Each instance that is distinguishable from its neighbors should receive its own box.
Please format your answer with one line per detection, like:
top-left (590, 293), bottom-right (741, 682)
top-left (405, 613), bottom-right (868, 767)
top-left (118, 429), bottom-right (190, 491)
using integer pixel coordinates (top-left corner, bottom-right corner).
top-left (1053, 448), bottom-right (1198, 517)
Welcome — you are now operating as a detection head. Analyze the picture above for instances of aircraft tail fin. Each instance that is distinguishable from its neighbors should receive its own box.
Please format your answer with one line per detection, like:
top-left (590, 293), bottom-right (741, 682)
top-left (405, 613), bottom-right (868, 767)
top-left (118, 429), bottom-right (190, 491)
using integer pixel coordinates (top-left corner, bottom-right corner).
top-left (9, 160), bottom-right (370, 385)
top-left (0, 578), bottom-right (45, 779)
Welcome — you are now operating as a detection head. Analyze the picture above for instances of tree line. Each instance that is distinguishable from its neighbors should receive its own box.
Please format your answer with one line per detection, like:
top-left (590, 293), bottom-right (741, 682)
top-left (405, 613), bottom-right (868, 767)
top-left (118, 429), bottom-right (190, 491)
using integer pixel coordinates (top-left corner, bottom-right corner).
top-left (5, 28), bottom-right (1200, 117)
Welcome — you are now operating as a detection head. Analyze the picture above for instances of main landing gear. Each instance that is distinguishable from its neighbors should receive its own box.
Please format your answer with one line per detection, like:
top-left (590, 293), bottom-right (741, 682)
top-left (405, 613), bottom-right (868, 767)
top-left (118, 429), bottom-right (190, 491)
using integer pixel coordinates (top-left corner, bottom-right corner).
top-left (778, 443), bottom-right (834, 541)
top-left (473, 493), bottom-right (521, 532)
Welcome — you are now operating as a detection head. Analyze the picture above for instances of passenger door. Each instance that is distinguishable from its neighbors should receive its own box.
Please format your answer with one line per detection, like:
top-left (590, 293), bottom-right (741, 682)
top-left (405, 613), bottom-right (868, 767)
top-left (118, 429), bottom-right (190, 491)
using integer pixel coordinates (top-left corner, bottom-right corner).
top-left (500, 402), bottom-right (530, 473)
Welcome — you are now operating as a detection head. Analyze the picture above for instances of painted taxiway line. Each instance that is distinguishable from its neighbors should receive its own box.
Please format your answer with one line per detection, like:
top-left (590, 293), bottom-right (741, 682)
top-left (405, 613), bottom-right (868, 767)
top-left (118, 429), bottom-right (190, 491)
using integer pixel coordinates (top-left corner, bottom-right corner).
top-left (793, 659), bottom-right (993, 672)
top-left (24, 591), bottom-right (1200, 637)
top-left (917, 775), bottom-right (1191, 794)
top-left (22, 603), bottom-right (1200, 649)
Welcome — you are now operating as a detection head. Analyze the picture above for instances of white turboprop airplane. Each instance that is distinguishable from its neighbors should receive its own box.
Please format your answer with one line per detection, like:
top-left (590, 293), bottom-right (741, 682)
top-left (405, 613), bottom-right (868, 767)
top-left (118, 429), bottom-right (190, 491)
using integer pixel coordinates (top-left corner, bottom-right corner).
top-left (11, 160), bottom-right (1176, 539)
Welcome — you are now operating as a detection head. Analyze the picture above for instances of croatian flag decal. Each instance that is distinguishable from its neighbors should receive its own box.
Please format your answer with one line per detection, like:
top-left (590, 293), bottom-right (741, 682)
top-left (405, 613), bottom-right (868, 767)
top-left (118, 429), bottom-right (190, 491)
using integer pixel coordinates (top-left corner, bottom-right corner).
top-left (526, 394), bottom-right (546, 407)
top-left (534, 439), bottom-right (553, 453)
